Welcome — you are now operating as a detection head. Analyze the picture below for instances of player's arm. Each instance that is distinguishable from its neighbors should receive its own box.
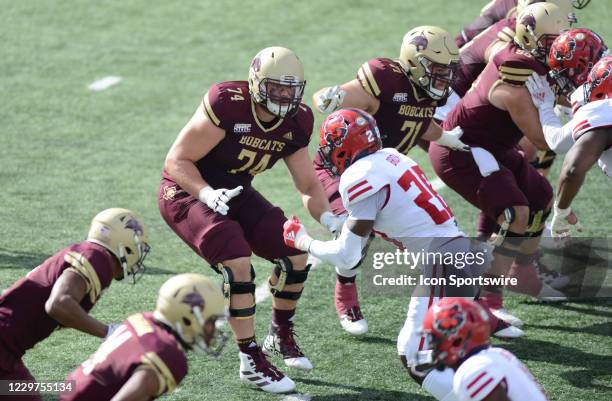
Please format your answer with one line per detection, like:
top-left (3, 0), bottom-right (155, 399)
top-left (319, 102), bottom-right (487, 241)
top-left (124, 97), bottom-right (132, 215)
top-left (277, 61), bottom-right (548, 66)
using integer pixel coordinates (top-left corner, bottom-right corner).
top-left (110, 366), bottom-right (160, 401)
top-left (456, 0), bottom-right (508, 47)
top-left (422, 120), bottom-right (470, 151)
top-left (312, 79), bottom-right (379, 115)
top-left (489, 82), bottom-right (549, 150)
top-left (556, 129), bottom-right (611, 209)
top-left (164, 103), bottom-right (225, 197)
top-left (45, 270), bottom-right (109, 338)
top-left (284, 147), bottom-right (341, 232)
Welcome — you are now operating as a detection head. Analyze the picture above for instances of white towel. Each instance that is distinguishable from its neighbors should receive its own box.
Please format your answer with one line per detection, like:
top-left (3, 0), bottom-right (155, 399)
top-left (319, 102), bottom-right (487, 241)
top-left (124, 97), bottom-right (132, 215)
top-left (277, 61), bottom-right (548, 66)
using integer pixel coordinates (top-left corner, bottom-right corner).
top-left (471, 147), bottom-right (500, 177)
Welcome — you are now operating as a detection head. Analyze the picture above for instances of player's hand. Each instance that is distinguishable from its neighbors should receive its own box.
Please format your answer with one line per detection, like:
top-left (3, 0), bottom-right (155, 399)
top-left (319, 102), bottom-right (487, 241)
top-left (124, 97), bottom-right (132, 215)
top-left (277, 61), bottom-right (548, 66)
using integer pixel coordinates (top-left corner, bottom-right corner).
top-left (283, 215), bottom-right (313, 251)
top-left (105, 323), bottom-right (121, 339)
top-left (319, 211), bottom-right (347, 236)
top-left (198, 185), bottom-right (243, 215)
top-left (551, 204), bottom-right (584, 238)
top-left (316, 85), bottom-right (346, 114)
top-left (436, 126), bottom-right (470, 151)
top-left (525, 73), bottom-right (555, 109)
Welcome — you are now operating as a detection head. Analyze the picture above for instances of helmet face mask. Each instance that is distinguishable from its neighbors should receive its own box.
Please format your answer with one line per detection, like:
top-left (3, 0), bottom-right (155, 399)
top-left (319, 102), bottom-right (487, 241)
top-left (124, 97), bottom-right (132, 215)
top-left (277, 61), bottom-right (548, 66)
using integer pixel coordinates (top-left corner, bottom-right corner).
top-left (418, 57), bottom-right (458, 100)
top-left (257, 77), bottom-right (305, 118)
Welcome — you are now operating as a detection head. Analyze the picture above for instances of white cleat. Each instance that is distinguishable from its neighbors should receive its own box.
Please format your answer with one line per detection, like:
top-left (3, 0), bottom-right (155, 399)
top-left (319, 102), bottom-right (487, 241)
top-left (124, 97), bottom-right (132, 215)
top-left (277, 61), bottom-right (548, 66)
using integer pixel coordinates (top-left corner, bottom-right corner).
top-left (262, 324), bottom-right (313, 371)
top-left (539, 224), bottom-right (571, 250)
top-left (537, 284), bottom-right (568, 302)
top-left (491, 308), bottom-right (524, 328)
top-left (535, 260), bottom-right (571, 290)
top-left (493, 322), bottom-right (525, 339)
top-left (239, 350), bottom-right (296, 393)
top-left (340, 314), bottom-right (369, 336)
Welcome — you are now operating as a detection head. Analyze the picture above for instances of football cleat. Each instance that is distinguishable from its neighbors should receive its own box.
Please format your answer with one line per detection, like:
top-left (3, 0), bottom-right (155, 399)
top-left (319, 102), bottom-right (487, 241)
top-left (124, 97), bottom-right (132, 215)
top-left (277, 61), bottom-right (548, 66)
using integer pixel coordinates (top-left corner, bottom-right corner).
top-left (239, 348), bottom-right (296, 393)
top-left (263, 324), bottom-right (313, 371)
top-left (491, 308), bottom-right (524, 328)
top-left (492, 319), bottom-right (525, 339)
top-left (534, 257), bottom-right (570, 290)
top-left (536, 284), bottom-right (568, 302)
top-left (340, 307), bottom-right (369, 336)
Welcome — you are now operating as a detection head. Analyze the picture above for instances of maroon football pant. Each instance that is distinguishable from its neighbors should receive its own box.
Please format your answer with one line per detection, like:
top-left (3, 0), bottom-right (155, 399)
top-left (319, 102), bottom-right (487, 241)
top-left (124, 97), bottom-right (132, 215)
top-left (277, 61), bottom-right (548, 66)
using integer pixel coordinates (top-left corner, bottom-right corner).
top-left (158, 178), bottom-right (303, 266)
top-left (0, 344), bottom-right (41, 401)
top-left (428, 143), bottom-right (552, 222)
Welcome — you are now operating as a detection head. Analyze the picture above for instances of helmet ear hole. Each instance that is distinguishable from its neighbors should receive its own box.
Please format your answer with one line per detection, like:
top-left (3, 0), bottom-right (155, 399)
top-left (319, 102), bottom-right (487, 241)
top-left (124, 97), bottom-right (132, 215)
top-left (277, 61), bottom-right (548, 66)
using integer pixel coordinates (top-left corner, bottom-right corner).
top-left (183, 317), bottom-right (191, 326)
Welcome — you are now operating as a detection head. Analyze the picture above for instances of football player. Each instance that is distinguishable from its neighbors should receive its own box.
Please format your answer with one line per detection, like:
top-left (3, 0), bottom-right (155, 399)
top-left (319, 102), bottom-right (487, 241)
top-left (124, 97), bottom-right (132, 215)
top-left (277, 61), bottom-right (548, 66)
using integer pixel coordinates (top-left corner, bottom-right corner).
top-left (312, 26), bottom-right (470, 335)
top-left (526, 55), bottom-right (612, 237)
top-left (60, 273), bottom-right (228, 401)
top-left (283, 109), bottom-right (523, 401)
top-left (0, 208), bottom-right (149, 401)
top-left (159, 47), bottom-right (342, 393)
top-left (422, 298), bottom-right (549, 401)
top-left (454, 0), bottom-right (584, 49)
top-left (428, 3), bottom-right (570, 328)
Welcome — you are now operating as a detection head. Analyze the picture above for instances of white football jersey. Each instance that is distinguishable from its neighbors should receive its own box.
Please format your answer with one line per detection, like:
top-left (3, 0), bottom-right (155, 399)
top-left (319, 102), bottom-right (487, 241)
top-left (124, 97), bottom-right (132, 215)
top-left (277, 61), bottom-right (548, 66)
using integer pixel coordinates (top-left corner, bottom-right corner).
top-left (338, 148), bottom-right (463, 241)
top-left (571, 98), bottom-right (612, 177)
top-left (454, 347), bottom-right (548, 401)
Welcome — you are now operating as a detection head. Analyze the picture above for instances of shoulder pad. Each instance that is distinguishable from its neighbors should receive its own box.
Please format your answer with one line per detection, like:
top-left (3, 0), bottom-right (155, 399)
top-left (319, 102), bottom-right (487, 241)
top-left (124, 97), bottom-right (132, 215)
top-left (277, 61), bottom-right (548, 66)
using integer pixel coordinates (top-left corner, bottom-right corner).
top-left (293, 104), bottom-right (314, 147)
top-left (339, 160), bottom-right (387, 207)
top-left (356, 58), bottom-right (405, 101)
top-left (496, 47), bottom-right (544, 86)
top-left (202, 81), bottom-right (249, 130)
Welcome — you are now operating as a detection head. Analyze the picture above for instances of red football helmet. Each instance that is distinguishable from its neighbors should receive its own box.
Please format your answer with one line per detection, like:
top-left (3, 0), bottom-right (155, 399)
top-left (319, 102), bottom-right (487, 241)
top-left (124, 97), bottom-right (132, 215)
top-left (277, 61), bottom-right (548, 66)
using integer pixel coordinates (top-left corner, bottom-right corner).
top-left (421, 298), bottom-right (491, 367)
top-left (548, 29), bottom-right (608, 97)
top-left (318, 108), bottom-right (382, 176)
top-left (585, 56), bottom-right (612, 103)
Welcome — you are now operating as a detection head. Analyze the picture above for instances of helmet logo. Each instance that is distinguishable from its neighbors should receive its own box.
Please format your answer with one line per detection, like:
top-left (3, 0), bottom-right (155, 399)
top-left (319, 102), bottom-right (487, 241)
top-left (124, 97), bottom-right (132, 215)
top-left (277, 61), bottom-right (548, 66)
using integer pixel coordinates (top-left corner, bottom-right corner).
top-left (562, 39), bottom-right (577, 61)
top-left (434, 305), bottom-right (465, 335)
top-left (181, 288), bottom-right (205, 309)
top-left (410, 35), bottom-right (429, 51)
top-left (323, 114), bottom-right (349, 145)
top-left (124, 217), bottom-right (144, 235)
top-left (521, 13), bottom-right (537, 31)
top-left (250, 56), bottom-right (261, 72)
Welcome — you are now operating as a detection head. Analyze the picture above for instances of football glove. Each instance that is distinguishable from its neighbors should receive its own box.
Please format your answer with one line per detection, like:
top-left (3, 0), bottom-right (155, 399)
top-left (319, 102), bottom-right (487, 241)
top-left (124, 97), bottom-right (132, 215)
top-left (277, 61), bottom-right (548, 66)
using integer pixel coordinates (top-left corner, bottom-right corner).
top-left (436, 126), bottom-right (470, 151)
top-left (319, 211), bottom-right (347, 236)
top-left (551, 203), bottom-right (584, 238)
top-left (198, 185), bottom-right (243, 215)
top-left (283, 215), bottom-right (313, 251)
top-left (525, 73), bottom-right (555, 109)
top-left (316, 85), bottom-right (346, 114)
top-left (105, 323), bottom-right (121, 339)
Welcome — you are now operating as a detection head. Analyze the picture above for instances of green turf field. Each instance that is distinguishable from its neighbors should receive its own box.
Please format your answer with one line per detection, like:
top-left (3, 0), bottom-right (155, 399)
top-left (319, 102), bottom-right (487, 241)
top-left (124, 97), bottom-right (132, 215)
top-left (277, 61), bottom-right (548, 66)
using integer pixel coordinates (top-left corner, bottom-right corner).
top-left (1, 0), bottom-right (611, 400)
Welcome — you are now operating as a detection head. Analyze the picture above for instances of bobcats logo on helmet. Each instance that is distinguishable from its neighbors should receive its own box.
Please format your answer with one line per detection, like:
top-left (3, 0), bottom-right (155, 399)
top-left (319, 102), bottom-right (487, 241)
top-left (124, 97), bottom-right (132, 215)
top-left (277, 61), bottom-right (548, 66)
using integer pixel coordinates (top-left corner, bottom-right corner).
top-left (251, 56), bottom-right (261, 73)
top-left (521, 13), bottom-right (537, 32)
top-left (182, 289), bottom-right (205, 308)
top-left (410, 35), bottom-right (429, 51)
top-left (124, 217), bottom-right (144, 235)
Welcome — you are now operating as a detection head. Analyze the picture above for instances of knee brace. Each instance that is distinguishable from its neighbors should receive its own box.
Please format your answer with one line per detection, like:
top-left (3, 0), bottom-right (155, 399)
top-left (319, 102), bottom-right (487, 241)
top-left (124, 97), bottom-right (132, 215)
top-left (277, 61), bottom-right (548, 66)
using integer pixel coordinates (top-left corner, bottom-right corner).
top-left (269, 257), bottom-right (311, 301)
top-left (526, 207), bottom-right (551, 238)
top-left (489, 208), bottom-right (525, 258)
top-left (530, 150), bottom-right (556, 170)
top-left (214, 264), bottom-right (256, 319)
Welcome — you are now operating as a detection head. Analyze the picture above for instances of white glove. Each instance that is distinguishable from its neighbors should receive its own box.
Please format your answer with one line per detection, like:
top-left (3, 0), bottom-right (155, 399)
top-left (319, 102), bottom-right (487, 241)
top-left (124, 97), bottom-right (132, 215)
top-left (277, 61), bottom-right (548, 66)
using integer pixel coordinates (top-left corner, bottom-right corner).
top-left (105, 323), bottom-right (121, 339)
top-left (198, 185), bottom-right (243, 215)
top-left (316, 85), bottom-right (346, 114)
top-left (319, 211), bottom-right (347, 235)
top-left (551, 203), bottom-right (584, 238)
top-left (436, 126), bottom-right (470, 151)
top-left (525, 73), bottom-right (555, 109)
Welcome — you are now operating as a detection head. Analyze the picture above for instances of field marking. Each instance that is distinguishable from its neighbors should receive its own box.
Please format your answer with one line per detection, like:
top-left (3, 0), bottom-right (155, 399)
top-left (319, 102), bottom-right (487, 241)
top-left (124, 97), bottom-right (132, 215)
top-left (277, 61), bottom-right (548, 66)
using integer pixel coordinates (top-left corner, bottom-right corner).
top-left (88, 76), bottom-right (122, 91)
top-left (255, 256), bottom-right (321, 304)
top-left (431, 177), bottom-right (446, 191)
top-left (281, 393), bottom-right (312, 401)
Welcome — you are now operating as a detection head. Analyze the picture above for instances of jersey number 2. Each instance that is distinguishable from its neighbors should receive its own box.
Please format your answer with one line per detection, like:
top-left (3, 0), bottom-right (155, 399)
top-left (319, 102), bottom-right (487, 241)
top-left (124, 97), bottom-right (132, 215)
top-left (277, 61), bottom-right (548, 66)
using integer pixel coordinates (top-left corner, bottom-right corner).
top-left (397, 165), bottom-right (453, 224)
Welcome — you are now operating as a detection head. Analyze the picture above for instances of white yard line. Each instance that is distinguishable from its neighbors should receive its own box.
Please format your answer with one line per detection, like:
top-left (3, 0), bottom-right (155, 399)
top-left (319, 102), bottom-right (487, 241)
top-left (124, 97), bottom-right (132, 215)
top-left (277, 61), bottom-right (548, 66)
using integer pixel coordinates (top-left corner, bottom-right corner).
top-left (88, 76), bottom-right (122, 91)
top-left (280, 393), bottom-right (313, 401)
top-left (255, 256), bottom-right (321, 304)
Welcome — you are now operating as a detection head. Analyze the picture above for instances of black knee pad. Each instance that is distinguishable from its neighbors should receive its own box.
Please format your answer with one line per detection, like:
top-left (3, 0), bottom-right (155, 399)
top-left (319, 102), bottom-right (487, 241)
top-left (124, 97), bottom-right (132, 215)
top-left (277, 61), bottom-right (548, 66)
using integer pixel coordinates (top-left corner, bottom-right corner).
top-left (269, 257), bottom-right (311, 300)
top-left (217, 264), bottom-right (256, 319)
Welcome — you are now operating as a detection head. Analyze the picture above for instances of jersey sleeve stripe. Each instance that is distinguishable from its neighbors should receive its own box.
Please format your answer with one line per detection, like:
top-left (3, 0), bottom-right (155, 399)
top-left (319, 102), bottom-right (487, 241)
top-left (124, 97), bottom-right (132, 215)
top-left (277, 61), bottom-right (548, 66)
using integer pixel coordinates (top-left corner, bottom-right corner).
top-left (203, 92), bottom-right (221, 126)
top-left (470, 377), bottom-right (495, 399)
top-left (348, 180), bottom-right (369, 194)
top-left (360, 63), bottom-right (382, 96)
top-left (348, 185), bottom-right (374, 202)
top-left (64, 252), bottom-right (102, 304)
top-left (141, 352), bottom-right (178, 395)
top-left (357, 68), bottom-right (376, 97)
top-left (467, 371), bottom-right (488, 389)
top-left (499, 66), bottom-right (533, 76)
top-left (127, 313), bottom-right (154, 337)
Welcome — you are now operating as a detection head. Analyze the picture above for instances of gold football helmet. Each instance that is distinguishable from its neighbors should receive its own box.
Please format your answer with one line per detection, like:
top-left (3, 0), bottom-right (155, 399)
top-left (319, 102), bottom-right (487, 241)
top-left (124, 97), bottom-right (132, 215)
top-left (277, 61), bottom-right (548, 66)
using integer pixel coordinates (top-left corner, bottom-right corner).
top-left (154, 273), bottom-right (228, 356)
top-left (399, 26), bottom-right (460, 100)
top-left (516, 0), bottom-right (577, 24)
top-left (248, 46), bottom-right (306, 118)
top-left (515, 3), bottom-right (571, 61)
top-left (87, 208), bottom-right (150, 284)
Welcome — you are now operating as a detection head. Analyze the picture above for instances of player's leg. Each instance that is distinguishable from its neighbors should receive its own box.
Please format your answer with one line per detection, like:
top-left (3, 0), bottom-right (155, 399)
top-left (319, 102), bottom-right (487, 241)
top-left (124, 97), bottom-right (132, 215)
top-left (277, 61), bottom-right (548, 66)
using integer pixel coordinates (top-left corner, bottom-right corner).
top-left (0, 359), bottom-right (42, 401)
top-left (159, 181), bottom-right (294, 393)
top-left (315, 165), bottom-right (369, 335)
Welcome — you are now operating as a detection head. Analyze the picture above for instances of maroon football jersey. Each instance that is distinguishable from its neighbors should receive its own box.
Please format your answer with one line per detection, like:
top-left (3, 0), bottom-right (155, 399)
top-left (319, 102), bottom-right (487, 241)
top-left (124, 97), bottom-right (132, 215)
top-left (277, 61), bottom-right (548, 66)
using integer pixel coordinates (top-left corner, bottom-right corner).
top-left (456, 0), bottom-right (517, 48)
top-left (0, 242), bottom-right (115, 358)
top-left (356, 58), bottom-right (440, 153)
top-left (443, 43), bottom-right (547, 155)
top-left (454, 17), bottom-right (516, 96)
top-left (162, 80), bottom-right (313, 189)
top-left (60, 313), bottom-right (188, 401)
